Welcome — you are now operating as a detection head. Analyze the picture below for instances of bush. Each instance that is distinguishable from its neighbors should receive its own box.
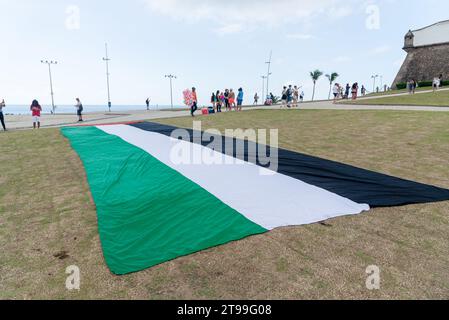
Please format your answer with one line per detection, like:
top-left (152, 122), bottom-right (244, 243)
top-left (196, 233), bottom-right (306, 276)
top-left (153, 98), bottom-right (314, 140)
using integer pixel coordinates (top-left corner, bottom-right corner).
top-left (417, 81), bottom-right (433, 88)
top-left (396, 80), bottom-right (449, 90)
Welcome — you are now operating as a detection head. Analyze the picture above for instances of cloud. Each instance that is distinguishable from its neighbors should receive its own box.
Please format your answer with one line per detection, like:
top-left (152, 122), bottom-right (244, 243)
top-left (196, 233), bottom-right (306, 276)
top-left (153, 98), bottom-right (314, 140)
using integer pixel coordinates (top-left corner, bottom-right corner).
top-left (144, 0), bottom-right (358, 34)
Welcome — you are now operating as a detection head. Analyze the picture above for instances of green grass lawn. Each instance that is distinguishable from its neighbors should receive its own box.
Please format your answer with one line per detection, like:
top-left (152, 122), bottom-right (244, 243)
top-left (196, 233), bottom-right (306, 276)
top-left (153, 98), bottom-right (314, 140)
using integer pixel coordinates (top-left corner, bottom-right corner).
top-left (343, 90), bottom-right (449, 107)
top-left (1, 109), bottom-right (449, 299)
top-left (363, 86), bottom-right (439, 98)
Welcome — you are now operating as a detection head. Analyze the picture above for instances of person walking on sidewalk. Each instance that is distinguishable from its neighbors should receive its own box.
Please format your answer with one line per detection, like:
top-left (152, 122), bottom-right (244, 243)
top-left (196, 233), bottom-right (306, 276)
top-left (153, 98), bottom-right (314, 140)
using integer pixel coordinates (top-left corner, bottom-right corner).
top-left (30, 100), bottom-right (42, 129)
top-left (191, 87), bottom-right (198, 117)
top-left (75, 98), bottom-right (84, 122)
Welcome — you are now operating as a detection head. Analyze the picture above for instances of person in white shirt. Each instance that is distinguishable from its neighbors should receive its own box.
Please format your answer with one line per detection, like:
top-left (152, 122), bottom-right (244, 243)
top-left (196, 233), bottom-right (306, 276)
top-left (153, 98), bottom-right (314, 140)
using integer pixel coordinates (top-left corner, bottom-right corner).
top-left (433, 75), bottom-right (442, 92)
top-left (332, 83), bottom-right (340, 103)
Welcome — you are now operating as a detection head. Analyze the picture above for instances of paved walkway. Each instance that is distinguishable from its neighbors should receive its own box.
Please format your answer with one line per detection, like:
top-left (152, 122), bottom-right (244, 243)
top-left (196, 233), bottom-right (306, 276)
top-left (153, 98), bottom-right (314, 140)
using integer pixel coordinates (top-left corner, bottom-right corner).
top-left (356, 87), bottom-right (449, 100)
top-left (3, 99), bottom-right (449, 131)
top-left (3, 110), bottom-right (191, 131)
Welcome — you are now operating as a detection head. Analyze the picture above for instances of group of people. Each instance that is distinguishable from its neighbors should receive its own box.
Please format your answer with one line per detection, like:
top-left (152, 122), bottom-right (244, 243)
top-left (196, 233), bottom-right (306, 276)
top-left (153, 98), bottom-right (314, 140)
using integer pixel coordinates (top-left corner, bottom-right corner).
top-left (332, 83), bottom-right (362, 102)
top-left (210, 88), bottom-right (245, 113)
top-left (407, 79), bottom-right (418, 94)
top-left (0, 98), bottom-right (84, 131)
top-left (280, 85), bottom-right (305, 108)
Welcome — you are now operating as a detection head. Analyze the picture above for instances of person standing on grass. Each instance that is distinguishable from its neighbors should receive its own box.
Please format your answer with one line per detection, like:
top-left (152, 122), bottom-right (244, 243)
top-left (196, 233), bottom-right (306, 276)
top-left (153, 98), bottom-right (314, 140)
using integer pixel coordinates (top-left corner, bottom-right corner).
top-left (406, 80), bottom-right (411, 94)
top-left (332, 83), bottom-right (340, 103)
top-left (287, 85), bottom-right (294, 108)
top-left (0, 99), bottom-right (6, 131)
top-left (237, 88), bottom-right (244, 111)
top-left (254, 93), bottom-right (259, 105)
top-left (293, 86), bottom-right (299, 107)
top-left (191, 87), bottom-right (198, 117)
top-left (211, 92), bottom-right (217, 112)
top-left (432, 78), bottom-right (437, 92)
top-left (224, 89), bottom-right (230, 111)
top-left (30, 100), bottom-right (42, 129)
top-left (412, 79), bottom-right (417, 94)
top-left (75, 98), bottom-right (83, 122)
top-left (361, 85), bottom-right (366, 96)
top-left (345, 83), bottom-right (351, 99)
top-left (432, 74), bottom-right (443, 92)
top-left (216, 91), bottom-right (222, 113)
top-left (229, 89), bottom-right (236, 110)
top-left (281, 86), bottom-right (288, 108)
top-left (351, 83), bottom-right (359, 100)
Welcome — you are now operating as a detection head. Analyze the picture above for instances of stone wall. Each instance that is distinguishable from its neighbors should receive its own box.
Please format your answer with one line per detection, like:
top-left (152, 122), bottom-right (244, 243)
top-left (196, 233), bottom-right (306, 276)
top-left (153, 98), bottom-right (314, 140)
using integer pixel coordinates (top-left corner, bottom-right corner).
top-left (392, 42), bottom-right (449, 88)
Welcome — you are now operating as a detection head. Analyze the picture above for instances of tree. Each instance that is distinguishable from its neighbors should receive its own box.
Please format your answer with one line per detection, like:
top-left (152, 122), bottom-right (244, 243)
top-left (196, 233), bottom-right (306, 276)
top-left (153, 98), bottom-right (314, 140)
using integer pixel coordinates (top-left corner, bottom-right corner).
top-left (325, 72), bottom-right (340, 100)
top-left (310, 70), bottom-right (324, 101)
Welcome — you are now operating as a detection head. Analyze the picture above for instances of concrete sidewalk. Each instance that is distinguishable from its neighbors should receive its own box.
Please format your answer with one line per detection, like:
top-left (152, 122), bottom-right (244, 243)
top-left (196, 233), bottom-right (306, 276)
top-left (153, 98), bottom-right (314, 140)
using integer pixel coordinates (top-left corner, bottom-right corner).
top-left (2, 110), bottom-right (190, 131)
top-left (2, 101), bottom-right (449, 131)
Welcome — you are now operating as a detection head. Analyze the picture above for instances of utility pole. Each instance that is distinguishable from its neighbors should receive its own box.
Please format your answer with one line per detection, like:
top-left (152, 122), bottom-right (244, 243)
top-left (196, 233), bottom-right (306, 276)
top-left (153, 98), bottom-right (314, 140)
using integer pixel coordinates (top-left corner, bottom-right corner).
top-left (165, 74), bottom-right (177, 109)
top-left (41, 60), bottom-right (58, 114)
top-left (265, 50), bottom-right (273, 98)
top-left (102, 43), bottom-right (112, 112)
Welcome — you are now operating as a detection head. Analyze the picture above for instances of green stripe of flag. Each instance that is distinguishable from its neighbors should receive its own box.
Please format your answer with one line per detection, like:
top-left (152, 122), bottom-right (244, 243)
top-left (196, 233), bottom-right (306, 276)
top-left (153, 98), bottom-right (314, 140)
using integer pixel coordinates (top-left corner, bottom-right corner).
top-left (61, 126), bottom-right (267, 275)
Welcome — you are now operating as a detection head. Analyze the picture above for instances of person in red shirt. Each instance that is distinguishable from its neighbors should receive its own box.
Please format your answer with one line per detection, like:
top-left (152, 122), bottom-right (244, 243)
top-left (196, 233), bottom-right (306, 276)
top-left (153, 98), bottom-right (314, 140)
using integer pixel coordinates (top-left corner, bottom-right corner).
top-left (30, 100), bottom-right (42, 129)
top-left (191, 87), bottom-right (198, 117)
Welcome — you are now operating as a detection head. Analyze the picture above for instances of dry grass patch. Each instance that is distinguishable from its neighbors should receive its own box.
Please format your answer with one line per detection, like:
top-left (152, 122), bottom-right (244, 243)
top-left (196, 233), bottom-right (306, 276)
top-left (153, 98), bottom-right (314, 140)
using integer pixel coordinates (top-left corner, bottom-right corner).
top-left (1, 109), bottom-right (449, 299)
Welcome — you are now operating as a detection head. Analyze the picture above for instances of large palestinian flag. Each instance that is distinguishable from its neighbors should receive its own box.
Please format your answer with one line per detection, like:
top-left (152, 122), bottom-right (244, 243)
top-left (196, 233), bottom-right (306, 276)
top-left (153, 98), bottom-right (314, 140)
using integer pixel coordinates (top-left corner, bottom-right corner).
top-left (61, 122), bottom-right (449, 275)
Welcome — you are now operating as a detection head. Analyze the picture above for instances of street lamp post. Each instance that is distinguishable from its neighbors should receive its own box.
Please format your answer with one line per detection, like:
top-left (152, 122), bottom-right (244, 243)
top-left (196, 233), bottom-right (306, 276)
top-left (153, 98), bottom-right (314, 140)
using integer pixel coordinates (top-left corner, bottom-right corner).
top-left (261, 75), bottom-right (267, 103)
top-left (371, 74), bottom-right (379, 93)
top-left (165, 74), bottom-right (177, 110)
top-left (265, 50), bottom-right (273, 98)
top-left (102, 43), bottom-right (112, 112)
top-left (41, 60), bottom-right (58, 114)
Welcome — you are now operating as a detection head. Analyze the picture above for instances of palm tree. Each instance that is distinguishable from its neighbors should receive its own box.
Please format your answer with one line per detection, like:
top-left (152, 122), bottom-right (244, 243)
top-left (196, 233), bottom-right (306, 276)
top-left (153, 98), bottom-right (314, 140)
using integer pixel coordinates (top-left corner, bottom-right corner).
top-left (325, 72), bottom-right (340, 100)
top-left (310, 70), bottom-right (323, 101)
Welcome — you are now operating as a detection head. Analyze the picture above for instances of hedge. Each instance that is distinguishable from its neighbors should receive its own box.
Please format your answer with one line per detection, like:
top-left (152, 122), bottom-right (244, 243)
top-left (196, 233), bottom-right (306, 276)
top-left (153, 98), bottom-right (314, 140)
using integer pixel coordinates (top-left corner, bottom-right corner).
top-left (396, 80), bottom-right (449, 90)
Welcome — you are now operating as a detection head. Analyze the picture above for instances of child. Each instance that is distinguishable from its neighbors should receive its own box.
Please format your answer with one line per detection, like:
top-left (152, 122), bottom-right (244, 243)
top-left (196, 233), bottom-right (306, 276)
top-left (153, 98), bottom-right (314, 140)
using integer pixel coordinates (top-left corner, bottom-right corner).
top-left (30, 100), bottom-right (42, 129)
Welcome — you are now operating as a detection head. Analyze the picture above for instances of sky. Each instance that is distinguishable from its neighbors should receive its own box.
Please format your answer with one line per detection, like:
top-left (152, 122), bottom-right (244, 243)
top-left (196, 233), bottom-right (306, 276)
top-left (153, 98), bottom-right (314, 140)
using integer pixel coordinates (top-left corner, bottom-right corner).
top-left (1, 0), bottom-right (449, 107)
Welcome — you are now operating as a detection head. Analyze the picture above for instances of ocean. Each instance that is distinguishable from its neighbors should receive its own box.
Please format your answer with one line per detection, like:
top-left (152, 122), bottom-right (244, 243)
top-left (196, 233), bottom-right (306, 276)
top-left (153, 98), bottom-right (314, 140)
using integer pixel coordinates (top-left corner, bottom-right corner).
top-left (2, 104), bottom-right (185, 115)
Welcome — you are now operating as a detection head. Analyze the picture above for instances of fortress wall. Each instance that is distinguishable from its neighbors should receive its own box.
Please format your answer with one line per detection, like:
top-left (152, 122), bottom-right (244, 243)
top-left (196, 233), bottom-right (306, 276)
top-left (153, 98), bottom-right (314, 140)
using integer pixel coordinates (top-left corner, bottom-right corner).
top-left (413, 23), bottom-right (449, 47)
top-left (392, 43), bottom-right (449, 88)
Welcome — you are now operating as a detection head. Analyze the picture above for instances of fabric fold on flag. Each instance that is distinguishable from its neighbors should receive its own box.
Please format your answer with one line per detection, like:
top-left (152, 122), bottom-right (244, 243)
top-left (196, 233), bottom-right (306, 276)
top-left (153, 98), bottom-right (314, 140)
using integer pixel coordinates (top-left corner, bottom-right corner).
top-left (130, 122), bottom-right (449, 207)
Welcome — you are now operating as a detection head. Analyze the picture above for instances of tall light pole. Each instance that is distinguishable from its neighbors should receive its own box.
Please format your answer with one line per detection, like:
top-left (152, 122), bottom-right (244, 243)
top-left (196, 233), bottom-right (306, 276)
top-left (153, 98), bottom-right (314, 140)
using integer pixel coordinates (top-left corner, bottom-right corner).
top-left (165, 74), bottom-right (177, 109)
top-left (41, 60), bottom-right (58, 114)
top-left (261, 75), bottom-right (267, 102)
top-left (371, 74), bottom-right (379, 93)
top-left (102, 43), bottom-right (112, 112)
top-left (265, 50), bottom-right (273, 98)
